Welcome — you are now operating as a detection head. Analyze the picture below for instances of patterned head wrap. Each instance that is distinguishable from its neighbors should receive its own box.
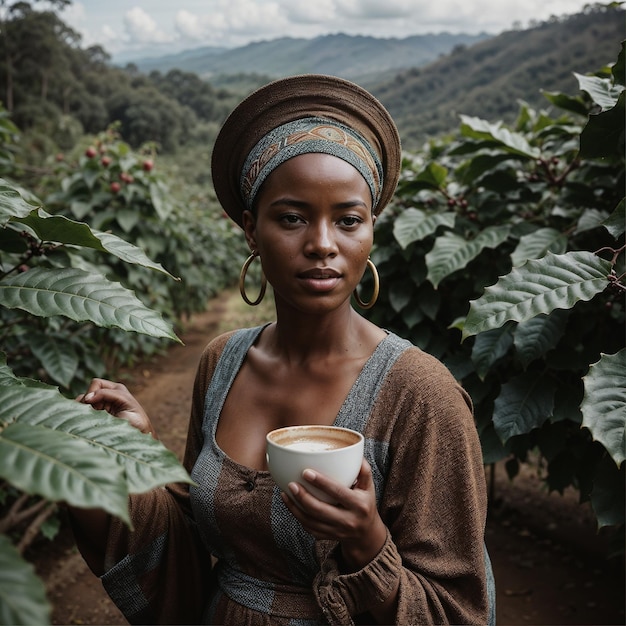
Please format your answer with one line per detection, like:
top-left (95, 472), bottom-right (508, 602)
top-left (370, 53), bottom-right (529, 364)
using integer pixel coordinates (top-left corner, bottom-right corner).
top-left (240, 117), bottom-right (383, 210)
top-left (211, 74), bottom-right (401, 228)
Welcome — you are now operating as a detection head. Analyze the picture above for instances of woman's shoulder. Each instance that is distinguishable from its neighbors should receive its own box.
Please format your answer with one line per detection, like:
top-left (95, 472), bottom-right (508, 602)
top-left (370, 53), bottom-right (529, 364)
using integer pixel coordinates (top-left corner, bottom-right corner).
top-left (384, 334), bottom-right (453, 380)
top-left (382, 334), bottom-right (469, 405)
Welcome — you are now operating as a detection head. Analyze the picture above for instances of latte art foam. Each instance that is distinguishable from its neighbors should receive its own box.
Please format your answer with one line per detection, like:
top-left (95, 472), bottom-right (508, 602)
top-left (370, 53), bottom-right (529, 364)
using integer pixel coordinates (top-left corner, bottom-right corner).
top-left (283, 437), bottom-right (347, 452)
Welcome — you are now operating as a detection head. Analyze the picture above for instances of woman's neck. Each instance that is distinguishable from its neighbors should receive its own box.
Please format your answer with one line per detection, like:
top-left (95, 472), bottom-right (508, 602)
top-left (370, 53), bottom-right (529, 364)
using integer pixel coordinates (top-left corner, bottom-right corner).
top-left (263, 301), bottom-right (384, 365)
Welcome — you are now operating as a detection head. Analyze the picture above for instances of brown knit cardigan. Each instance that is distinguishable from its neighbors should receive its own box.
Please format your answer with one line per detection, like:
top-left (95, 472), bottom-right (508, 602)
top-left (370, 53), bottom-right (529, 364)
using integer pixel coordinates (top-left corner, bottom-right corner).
top-left (97, 327), bottom-right (491, 625)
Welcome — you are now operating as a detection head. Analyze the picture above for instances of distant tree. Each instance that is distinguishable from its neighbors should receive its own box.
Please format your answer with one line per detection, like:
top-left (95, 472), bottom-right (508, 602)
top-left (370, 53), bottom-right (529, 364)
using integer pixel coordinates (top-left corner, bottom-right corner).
top-left (0, 2), bottom-right (76, 112)
top-left (106, 86), bottom-right (197, 151)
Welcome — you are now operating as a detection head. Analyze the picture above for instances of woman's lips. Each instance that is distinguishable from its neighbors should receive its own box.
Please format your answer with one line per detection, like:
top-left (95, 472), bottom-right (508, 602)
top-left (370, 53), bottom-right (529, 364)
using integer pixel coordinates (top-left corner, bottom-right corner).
top-left (298, 268), bottom-right (341, 292)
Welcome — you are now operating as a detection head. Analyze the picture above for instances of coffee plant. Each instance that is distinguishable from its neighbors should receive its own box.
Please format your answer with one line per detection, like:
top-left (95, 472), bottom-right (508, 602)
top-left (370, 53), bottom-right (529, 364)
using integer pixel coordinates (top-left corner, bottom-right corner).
top-left (365, 43), bottom-right (625, 549)
top-left (0, 119), bottom-right (242, 624)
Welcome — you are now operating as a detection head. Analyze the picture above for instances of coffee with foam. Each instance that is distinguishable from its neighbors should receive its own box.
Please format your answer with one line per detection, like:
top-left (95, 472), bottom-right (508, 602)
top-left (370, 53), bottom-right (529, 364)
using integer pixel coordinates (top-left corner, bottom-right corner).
top-left (266, 425), bottom-right (364, 503)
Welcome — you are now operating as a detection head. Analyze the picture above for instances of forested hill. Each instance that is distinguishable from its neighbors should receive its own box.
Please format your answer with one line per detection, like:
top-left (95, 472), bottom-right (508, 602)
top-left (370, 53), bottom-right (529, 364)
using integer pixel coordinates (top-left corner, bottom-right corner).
top-left (129, 32), bottom-right (490, 82)
top-left (369, 7), bottom-right (624, 149)
top-left (0, 3), bottom-right (622, 162)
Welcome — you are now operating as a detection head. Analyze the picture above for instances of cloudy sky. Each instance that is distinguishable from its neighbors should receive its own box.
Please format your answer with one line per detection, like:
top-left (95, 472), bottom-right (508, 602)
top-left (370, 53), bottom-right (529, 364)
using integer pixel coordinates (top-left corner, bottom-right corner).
top-left (60, 0), bottom-right (592, 61)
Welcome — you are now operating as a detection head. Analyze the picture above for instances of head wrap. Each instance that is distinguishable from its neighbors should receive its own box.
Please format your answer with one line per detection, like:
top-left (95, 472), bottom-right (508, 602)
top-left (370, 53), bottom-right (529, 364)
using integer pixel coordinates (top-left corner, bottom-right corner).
top-left (211, 74), bottom-right (401, 228)
top-left (241, 117), bottom-right (382, 210)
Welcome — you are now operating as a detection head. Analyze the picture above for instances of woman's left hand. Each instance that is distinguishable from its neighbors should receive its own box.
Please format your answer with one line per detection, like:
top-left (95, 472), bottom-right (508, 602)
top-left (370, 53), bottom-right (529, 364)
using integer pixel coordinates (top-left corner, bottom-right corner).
top-left (281, 458), bottom-right (388, 571)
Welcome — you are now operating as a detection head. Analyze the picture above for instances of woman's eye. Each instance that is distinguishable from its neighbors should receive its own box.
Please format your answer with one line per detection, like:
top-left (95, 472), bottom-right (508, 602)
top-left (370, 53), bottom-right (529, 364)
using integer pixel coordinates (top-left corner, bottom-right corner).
top-left (339, 216), bottom-right (363, 228)
top-left (280, 213), bottom-right (303, 225)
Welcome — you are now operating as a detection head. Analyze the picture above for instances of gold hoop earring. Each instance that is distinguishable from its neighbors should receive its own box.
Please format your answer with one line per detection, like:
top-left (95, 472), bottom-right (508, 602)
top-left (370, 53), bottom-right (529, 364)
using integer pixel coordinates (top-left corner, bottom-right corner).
top-left (239, 252), bottom-right (267, 306)
top-left (353, 258), bottom-right (379, 310)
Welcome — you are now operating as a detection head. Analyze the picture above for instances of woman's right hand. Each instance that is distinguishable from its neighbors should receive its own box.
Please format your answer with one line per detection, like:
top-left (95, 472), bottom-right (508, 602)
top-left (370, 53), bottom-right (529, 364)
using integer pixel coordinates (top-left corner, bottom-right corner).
top-left (77, 378), bottom-right (157, 438)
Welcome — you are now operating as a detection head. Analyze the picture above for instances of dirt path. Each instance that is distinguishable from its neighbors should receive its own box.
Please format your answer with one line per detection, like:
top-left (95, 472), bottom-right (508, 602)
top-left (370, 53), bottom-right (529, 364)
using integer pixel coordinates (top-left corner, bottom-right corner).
top-left (35, 290), bottom-right (625, 625)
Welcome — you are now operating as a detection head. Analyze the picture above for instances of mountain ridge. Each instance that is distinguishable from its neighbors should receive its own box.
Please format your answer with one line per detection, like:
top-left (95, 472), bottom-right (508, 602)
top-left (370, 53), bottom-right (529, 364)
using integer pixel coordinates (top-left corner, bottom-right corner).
top-left (126, 31), bottom-right (491, 81)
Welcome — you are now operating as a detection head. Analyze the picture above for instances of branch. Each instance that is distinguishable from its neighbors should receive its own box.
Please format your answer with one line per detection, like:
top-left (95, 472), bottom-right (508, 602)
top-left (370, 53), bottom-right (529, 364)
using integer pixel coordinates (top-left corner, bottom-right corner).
top-left (17, 502), bottom-right (57, 555)
top-left (0, 493), bottom-right (48, 533)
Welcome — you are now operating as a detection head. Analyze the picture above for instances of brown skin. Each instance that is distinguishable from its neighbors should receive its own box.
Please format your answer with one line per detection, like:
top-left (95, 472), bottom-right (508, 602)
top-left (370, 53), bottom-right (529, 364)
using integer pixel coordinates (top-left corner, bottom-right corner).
top-left (74, 153), bottom-right (399, 622)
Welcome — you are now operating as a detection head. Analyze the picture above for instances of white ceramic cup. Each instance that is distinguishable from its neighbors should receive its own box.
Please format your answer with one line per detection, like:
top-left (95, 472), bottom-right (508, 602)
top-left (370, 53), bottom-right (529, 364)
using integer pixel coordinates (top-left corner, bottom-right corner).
top-left (266, 424), bottom-right (364, 503)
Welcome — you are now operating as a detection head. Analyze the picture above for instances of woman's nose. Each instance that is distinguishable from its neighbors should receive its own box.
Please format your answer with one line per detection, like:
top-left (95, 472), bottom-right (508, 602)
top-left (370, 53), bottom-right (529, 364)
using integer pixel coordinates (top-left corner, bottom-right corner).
top-left (304, 220), bottom-right (338, 257)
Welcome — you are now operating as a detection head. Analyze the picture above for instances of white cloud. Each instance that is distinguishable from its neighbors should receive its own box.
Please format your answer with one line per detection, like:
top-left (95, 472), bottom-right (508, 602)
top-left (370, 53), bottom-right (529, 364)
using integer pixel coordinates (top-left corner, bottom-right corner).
top-left (61, 0), bottom-right (596, 58)
top-left (282, 0), bottom-right (338, 24)
top-left (174, 1), bottom-right (290, 46)
top-left (124, 7), bottom-right (173, 44)
top-left (175, 10), bottom-right (208, 40)
top-left (335, 0), bottom-right (415, 19)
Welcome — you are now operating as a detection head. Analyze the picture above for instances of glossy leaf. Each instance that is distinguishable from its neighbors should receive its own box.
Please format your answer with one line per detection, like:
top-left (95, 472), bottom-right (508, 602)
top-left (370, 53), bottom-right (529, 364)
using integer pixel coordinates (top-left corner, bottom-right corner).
top-left (581, 348), bottom-right (626, 467)
top-left (514, 310), bottom-right (569, 368)
top-left (541, 91), bottom-right (589, 117)
top-left (574, 73), bottom-right (624, 111)
top-left (471, 324), bottom-right (514, 379)
top-left (414, 162), bottom-right (448, 188)
top-left (511, 228), bottom-right (567, 267)
top-left (493, 372), bottom-right (555, 442)
top-left (574, 208), bottom-right (610, 235)
top-left (0, 267), bottom-right (180, 342)
top-left (393, 207), bottom-right (455, 249)
top-left (0, 179), bottom-right (40, 225)
top-left (0, 379), bottom-right (193, 494)
top-left (12, 208), bottom-right (177, 279)
top-left (459, 115), bottom-right (540, 159)
top-left (0, 421), bottom-right (130, 524)
top-left (603, 198), bottom-right (625, 239)
top-left (458, 152), bottom-right (516, 183)
top-left (0, 534), bottom-right (50, 626)
top-left (426, 225), bottom-right (511, 287)
top-left (463, 251), bottom-right (612, 339)
top-left (29, 335), bottom-right (78, 388)
top-left (579, 90), bottom-right (625, 158)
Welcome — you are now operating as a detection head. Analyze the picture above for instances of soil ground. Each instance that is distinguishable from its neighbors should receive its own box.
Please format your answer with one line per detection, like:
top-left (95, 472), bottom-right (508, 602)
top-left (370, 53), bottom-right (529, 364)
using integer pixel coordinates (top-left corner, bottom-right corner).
top-left (31, 289), bottom-right (625, 625)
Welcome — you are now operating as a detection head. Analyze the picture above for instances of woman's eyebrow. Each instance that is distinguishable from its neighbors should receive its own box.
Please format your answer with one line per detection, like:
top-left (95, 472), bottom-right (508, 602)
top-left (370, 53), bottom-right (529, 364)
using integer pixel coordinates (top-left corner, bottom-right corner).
top-left (268, 198), bottom-right (369, 210)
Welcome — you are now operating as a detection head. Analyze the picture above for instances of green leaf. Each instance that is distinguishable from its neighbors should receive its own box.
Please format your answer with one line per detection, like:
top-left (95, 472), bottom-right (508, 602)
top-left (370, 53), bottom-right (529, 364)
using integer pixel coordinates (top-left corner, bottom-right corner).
top-left (541, 90), bottom-right (589, 117)
top-left (29, 335), bottom-right (78, 388)
top-left (0, 421), bottom-right (130, 524)
top-left (479, 425), bottom-right (508, 465)
top-left (458, 153), bottom-right (517, 184)
top-left (579, 90), bottom-right (625, 158)
top-left (581, 349), bottom-right (626, 467)
top-left (511, 228), bottom-right (567, 267)
top-left (0, 267), bottom-right (180, 342)
top-left (514, 310), bottom-right (569, 368)
top-left (0, 356), bottom-right (55, 390)
top-left (463, 251), bottom-right (612, 339)
top-left (95, 231), bottom-right (178, 280)
top-left (414, 162), bottom-right (448, 188)
top-left (1, 381), bottom-right (193, 494)
top-left (11, 208), bottom-right (177, 279)
top-left (426, 225), bottom-right (511, 288)
top-left (393, 207), bottom-right (456, 249)
top-left (574, 73), bottom-right (624, 111)
top-left (0, 534), bottom-right (51, 626)
top-left (388, 280), bottom-right (413, 313)
top-left (574, 208), bottom-right (609, 235)
top-left (0, 180), bottom-right (40, 226)
top-left (459, 115), bottom-right (540, 159)
top-left (150, 182), bottom-right (173, 220)
top-left (493, 372), bottom-right (555, 442)
top-left (603, 198), bottom-right (625, 239)
top-left (471, 324), bottom-right (514, 379)
top-left (114, 208), bottom-right (140, 233)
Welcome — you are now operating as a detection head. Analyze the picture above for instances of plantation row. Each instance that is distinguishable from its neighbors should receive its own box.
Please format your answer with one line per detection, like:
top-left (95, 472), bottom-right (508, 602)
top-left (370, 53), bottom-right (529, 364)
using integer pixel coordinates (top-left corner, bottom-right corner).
top-left (0, 41), bottom-right (624, 626)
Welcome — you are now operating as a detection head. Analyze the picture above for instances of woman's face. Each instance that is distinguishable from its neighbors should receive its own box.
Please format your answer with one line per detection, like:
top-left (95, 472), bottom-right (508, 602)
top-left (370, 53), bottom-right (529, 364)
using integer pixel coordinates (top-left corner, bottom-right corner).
top-left (243, 153), bottom-right (375, 314)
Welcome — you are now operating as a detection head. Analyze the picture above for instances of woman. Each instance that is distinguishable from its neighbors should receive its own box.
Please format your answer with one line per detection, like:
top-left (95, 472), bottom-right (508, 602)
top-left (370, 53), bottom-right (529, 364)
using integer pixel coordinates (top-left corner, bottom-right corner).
top-left (73, 74), bottom-right (495, 625)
